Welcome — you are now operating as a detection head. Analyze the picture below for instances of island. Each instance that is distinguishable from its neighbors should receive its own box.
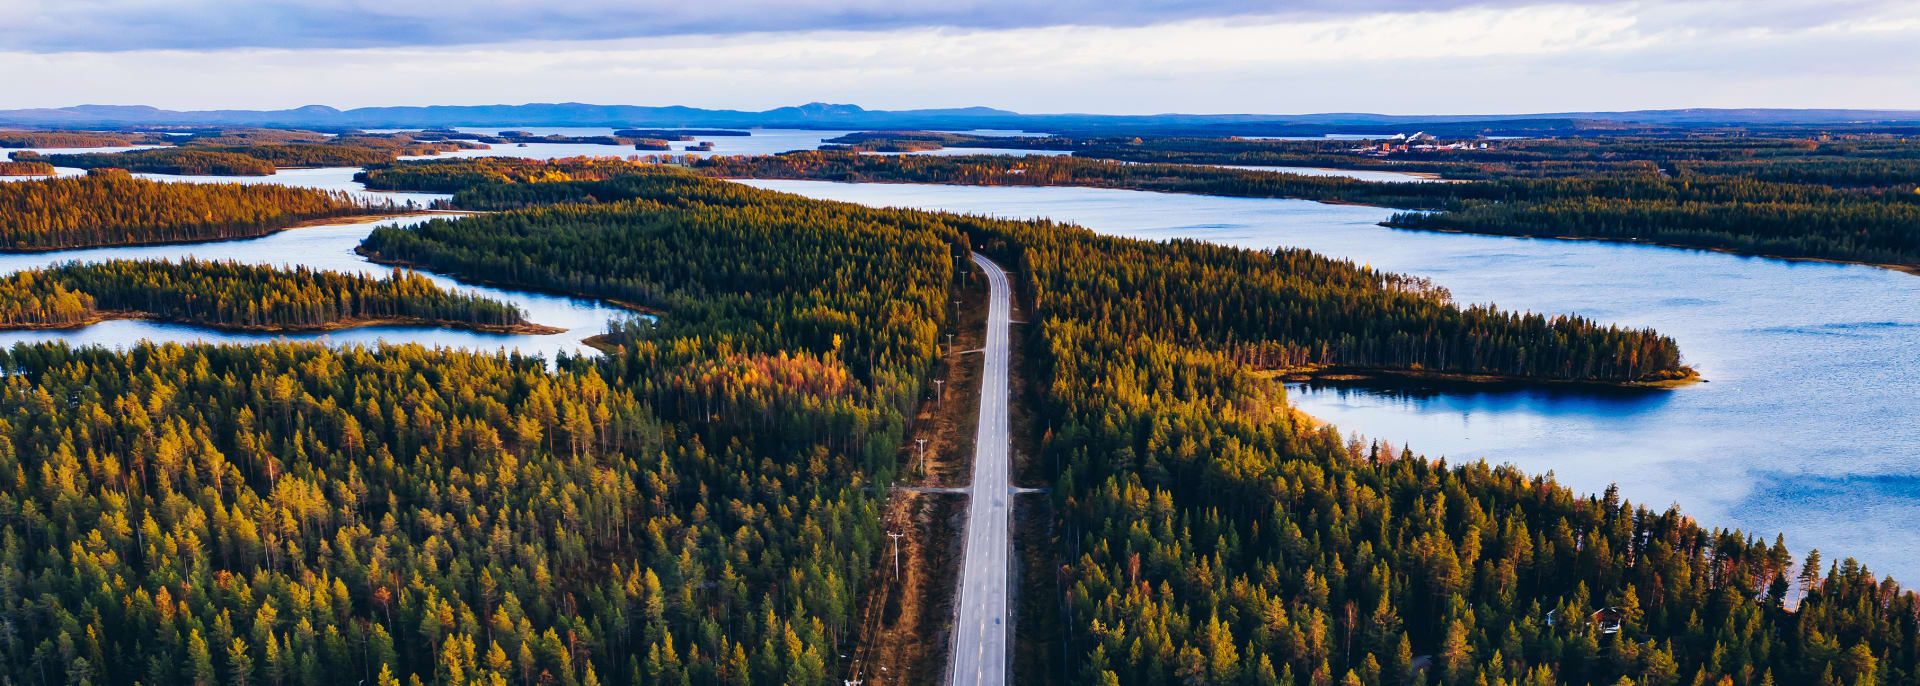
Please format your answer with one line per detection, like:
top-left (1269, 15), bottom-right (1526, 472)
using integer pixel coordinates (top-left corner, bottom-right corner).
top-left (0, 258), bottom-right (556, 334)
top-left (0, 175), bottom-right (412, 250)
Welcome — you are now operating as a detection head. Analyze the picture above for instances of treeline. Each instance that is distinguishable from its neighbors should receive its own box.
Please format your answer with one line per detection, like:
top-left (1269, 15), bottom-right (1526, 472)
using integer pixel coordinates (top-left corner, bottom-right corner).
top-left (0, 130), bottom-right (165, 148)
top-left (0, 258), bottom-right (535, 332)
top-left (0, 160), bottom-right (55, 176)
top-left (20, 132), bottom-right (478, 176)
top-left (693, 151), bottom-right (1473, 206)
top-left (0, 175), bottom-right (391, 250)
top-left (692, 151), bottom-right (1920, 269)
top-left (357, 157), bottom-right (652, 193)
top-left (0, 270), bottom-right (94, 324)
top-left (20, 147), bottom-right (278, 175)
top-left (829, 130), bottom-right (1920, 188)
top-left (1387, 197), bottom-right (1920, 268)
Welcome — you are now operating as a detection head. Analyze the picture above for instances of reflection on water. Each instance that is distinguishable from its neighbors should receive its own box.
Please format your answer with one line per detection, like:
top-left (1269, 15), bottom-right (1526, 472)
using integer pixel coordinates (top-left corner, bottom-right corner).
top-left (741, 179), bottom-right (1920, 583)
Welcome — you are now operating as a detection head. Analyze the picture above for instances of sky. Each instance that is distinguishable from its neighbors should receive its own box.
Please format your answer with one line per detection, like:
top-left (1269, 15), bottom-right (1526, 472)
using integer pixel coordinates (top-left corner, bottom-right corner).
top-left (0, 0), bottom-right (1915, 114)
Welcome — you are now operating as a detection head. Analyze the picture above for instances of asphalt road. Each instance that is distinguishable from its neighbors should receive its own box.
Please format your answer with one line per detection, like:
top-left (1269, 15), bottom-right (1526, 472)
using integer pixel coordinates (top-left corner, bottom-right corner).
top-left (950, 252), bottom-right (1013, 686)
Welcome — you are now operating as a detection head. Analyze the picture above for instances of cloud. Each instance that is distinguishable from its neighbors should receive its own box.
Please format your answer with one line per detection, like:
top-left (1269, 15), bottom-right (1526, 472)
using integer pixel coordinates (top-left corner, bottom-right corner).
top-left (0, 2), bottom-right (1914, 114)
top-left (0, 0), bottom-right (1899, 52)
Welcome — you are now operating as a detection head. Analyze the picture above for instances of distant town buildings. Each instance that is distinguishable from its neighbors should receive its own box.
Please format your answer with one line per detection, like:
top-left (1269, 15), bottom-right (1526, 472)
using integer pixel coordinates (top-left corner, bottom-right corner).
top-left (1350, 134), bottom-right (1492, 156)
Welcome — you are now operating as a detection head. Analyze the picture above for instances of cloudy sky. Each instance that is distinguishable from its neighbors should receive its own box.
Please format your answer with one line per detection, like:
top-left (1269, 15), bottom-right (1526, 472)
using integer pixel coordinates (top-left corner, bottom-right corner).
top-left (1, 0), bottom-right (1914, 114)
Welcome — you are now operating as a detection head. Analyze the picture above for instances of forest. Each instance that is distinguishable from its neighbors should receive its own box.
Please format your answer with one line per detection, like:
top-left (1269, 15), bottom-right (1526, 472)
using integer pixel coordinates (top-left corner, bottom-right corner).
top-left (1024, 323), bottom-right (1912, 686)
top-left (356, 157), bottom-right (653, 194)
top-left (0, 168), bottom-right (967, 686)
top-left (821, 131), bottom-right (1920, 184)
top-left (18, 132), bottom-right (478, 176)
top-left (690, 151), bottom-right (1920, 269)
top-left (964, 217), bottom-right (1920, 685)
top-left (0, 160), bottom-right (55, 176)
top-left (0, 154), bottom-right (1911, 686)
top-left (0, 258), bottom-right (540, 333)
top-left (0, 175), bottom-right (397, 251)
top-left (0, 130), bottom-right (166, 148)
top-left (351, 169), bottom-right (1916, 685)
top-left (363, 167), bottom-right (1689, 384)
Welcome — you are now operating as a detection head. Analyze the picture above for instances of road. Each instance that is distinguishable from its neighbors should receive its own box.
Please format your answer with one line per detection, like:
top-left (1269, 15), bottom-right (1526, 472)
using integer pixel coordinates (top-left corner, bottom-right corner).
top-left (950, 252), bottom-right (1013, 686)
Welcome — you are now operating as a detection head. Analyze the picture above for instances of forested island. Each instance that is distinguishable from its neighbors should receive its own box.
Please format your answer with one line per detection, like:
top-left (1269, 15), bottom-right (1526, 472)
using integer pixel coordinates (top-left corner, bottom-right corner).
top-left (0, 175), bottom-right (405, 250)
top-left (16, 130), bottom-right (480, 175)
top-left (0, 258), bottom-right (549, 333)
top-left (0, 159), bottom-right (55, 176)
top-left (0, 129), bottom-right (168, 148)
top-left (356, 156), bottom-right (655, 193)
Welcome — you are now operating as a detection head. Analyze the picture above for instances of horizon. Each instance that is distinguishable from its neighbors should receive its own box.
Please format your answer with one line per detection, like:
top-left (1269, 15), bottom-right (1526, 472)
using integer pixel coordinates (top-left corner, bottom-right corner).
top-left (2, 0), bottom-right (1914, 113)
top-left (6, 4), bottom-right (1920, 686)
top-left (16, 101), bottom-right (1920, 118)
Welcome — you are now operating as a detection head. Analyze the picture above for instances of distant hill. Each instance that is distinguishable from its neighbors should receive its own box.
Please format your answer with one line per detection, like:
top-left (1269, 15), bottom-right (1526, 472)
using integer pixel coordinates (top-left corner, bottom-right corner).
top-left (2, 102), bottom-right (1916, 134)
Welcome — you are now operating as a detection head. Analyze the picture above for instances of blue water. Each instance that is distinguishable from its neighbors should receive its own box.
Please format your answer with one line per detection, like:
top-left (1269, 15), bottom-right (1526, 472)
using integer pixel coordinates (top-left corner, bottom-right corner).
top-left (740, 179), bottom-right (1920, 583)
top-left (13, 140), bottom-right (1918, 582)
top-left (0, 214), bottom-right (640, 360)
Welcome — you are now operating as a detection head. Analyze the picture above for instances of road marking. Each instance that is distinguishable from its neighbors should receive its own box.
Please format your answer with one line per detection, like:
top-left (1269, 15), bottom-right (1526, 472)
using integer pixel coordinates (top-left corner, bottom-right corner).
top-left (950, 253), bottom-right (1013, 686)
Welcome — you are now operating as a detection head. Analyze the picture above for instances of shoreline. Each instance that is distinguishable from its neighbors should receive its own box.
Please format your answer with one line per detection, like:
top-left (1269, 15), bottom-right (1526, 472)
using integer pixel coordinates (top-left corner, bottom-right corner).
top-left (1378, 222), bottom-right (1920, 278)
top-left (579, 332), bottom-right (622, 354)
top-left (355, 249), bottom-right (666, 316)
top-left (0, 210), bottom-right (437, 254)
top-left (0, 310), bottom-right (565, 336)
top-left (732, 174), bottom-right (1919, 279)
top-left (1263, 364), bottom-right (1703, 391)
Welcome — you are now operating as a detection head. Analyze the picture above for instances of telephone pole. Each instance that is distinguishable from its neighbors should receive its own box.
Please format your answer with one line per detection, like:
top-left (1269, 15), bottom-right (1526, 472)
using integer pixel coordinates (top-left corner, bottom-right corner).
top-left (887, 532), bottom-right (905, 578)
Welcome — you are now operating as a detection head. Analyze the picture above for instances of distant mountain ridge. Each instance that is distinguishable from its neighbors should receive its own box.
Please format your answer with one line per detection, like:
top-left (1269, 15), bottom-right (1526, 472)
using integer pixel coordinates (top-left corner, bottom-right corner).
top-left (2, 102), bottom-right (1917, 132)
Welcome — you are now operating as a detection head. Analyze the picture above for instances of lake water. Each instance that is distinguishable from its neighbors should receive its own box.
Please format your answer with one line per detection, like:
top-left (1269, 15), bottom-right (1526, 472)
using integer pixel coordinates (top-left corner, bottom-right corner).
top-left (0, 214), bottom-right (640, 360)
top-left (14, 138), bottom-right (1918, 582)
top-left (740, 179), bottom-right (1920, 583)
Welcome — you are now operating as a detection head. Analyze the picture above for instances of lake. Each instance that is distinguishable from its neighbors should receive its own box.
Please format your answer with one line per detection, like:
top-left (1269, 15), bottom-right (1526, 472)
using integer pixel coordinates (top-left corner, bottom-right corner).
top-left (739, 179), bottom-right (1920, 583)
top-left (0, 214), bottom-right (640, 360)
top-left (14, 143), bottom-right (1917, 582)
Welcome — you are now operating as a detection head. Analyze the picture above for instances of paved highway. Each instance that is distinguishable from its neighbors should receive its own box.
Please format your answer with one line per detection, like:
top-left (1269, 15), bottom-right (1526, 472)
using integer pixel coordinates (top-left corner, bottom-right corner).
top-left (950, 252), bottom-right (1013, 686)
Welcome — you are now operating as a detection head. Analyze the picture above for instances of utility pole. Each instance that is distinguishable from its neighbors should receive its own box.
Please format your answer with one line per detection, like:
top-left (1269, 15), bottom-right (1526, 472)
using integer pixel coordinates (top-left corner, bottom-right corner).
top-left (916, 438), bottom-right (928, 460)
top-left (946, 333), bottom-right (955, 354)
top-left (933, 379), bottom-right (945, 405)
top-left (887, 532), bottom-right (905, 578)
